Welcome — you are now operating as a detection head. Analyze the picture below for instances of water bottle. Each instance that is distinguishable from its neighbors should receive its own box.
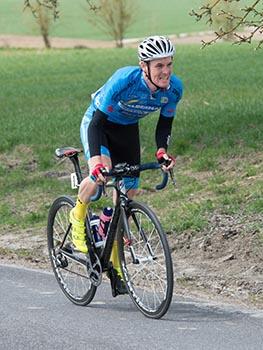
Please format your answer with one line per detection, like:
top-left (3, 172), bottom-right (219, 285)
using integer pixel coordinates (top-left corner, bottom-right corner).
top-left (98, 207), bottom-right (113, 239)
top-left (90, 214), bottom-right (104, 248)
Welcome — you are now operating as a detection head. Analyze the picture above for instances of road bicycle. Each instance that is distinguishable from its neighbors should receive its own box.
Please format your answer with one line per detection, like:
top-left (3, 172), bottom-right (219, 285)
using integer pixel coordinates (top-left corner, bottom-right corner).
top-left (47, 146), bottom-right (174, 319)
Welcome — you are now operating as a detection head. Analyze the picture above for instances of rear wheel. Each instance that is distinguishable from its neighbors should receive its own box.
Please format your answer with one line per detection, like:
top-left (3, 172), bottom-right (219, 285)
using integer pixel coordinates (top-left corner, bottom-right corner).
top-left (118, 201), bottom-right (174, 319)
top-left (47, 196), bottom-right (96, 305)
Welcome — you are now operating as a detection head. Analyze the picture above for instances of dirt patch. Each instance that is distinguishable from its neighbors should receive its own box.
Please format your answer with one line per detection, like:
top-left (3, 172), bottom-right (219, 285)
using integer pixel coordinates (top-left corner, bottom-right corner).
top-left (1, 31), bottom-right (262, 49)
top-left (0, 32), bottom-right (249, 49)
top-left (169, 212), bottom-right (263, 307)
top-left (0, 227), bottom-right (50, 270)
top-left (0, 34), bottom-right (116, 49)
top-left (0, 145), bottom-right (38, 172)
top-left (0, 33), bottom-right (206, 49)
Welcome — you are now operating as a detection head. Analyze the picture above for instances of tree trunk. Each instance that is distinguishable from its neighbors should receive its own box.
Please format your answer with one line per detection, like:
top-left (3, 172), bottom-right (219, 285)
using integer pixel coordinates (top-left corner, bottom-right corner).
top-left (115, 38), bottom-right (123, 48)
top-left (42, 33), bottom-right (51, 49)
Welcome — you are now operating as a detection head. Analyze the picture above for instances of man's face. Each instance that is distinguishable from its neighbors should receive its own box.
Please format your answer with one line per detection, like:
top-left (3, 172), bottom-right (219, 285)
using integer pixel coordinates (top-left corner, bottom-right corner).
top-left (141, 56), bottom-right (173, 89)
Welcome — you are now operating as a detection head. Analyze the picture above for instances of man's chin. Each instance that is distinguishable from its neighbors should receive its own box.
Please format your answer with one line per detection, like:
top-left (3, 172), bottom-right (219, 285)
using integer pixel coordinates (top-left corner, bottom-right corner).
top-left (157, 81), bottom-right (170, 89)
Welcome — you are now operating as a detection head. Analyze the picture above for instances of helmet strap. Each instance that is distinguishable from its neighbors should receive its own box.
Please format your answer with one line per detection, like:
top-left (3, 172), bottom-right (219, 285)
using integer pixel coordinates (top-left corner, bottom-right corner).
top-left (145, 62), bottom-right (162, 90)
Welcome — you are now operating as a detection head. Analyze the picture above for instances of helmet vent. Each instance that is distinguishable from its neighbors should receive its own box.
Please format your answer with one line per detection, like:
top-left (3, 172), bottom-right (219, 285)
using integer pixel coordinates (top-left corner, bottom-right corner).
top-left (138, 35), bottom-right (175, 61)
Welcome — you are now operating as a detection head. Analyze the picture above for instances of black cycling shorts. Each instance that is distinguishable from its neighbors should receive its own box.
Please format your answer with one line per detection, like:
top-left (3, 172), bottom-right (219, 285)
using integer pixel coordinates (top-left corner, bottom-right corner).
top-left (100, 118), bottom-right (140, 167)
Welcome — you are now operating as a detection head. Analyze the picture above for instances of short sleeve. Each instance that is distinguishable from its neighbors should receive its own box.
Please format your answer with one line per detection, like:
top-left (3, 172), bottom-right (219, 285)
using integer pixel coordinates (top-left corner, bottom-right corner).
top-left (97, 68), bottom-right (130, 115)
top-left (160, 78), bottom-right (183, 118)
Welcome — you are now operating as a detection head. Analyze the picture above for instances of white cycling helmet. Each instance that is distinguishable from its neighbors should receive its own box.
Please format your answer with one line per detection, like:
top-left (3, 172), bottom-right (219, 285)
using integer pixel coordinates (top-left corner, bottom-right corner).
top-left (138, 35), bottom-right (175, 62)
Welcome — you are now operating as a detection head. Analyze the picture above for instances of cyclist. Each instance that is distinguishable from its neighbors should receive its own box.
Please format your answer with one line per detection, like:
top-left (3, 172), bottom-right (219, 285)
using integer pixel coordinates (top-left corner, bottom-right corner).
top-left (70, 35), bottom-right (183, 296)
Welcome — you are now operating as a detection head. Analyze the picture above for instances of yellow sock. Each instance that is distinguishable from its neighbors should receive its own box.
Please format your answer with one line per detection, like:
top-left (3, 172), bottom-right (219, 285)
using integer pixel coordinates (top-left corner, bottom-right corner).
top-left (74, 197), bottom-right (88, 221)
top-left (110, 240), bottom-right (122, 277)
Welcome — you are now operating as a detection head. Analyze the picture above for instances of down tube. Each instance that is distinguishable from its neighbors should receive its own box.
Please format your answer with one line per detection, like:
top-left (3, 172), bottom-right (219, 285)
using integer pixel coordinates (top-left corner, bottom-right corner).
top-left (100, 205), bottom-right (121, 269)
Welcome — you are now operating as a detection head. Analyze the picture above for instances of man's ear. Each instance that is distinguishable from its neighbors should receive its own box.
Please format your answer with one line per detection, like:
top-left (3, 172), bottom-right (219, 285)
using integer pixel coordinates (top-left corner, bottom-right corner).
top-left (139, 61), bottom-right (147, 73)
top-left (139, 61), bottom-right (146, 69)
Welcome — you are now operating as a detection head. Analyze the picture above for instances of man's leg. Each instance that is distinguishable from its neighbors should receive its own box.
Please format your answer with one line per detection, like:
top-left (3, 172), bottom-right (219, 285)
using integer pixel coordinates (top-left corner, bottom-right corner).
top-left (70, 176), bottom-right (97, 253)
top-left (109, 177), bottom-right (139, 296)
top-left (70, 154), bottom-right (111, 253)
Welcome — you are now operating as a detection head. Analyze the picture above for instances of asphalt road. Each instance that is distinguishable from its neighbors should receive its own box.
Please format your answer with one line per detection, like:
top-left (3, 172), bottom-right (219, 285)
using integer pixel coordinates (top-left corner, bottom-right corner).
top-left (1, 264), bottom-right (263, 350)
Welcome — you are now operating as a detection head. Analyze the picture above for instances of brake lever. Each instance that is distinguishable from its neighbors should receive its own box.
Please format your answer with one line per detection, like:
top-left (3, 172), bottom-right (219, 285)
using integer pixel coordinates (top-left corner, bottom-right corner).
top-left (159, 158), bottom-right (176, 187)
top-left (101, 183), bottom-right (108, 197)
top-left (169, 169), bottom-right (176, 187)
top-left (163, 158), bottom-right (176, 187)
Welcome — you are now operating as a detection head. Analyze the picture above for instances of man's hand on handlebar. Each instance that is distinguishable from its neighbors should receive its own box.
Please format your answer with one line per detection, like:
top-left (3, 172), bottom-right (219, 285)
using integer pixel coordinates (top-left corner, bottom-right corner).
top-left (90, 163), bottom-right (108, 184)
top-left (155, 149), bottom-right (176, 172)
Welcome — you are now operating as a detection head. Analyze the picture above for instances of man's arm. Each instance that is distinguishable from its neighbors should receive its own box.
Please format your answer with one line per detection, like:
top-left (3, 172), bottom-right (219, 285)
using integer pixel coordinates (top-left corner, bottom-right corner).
top-left (88, 109), bottom-right (108, 157)
top-left (155, 115), bottom-right (176, 170)
top-left (155, 114), bottom-right (173, 150)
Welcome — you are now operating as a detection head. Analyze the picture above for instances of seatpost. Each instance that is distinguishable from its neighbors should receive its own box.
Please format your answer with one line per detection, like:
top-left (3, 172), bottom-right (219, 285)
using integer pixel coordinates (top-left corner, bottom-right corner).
top-left (69, 154), bottom-right (83, 185)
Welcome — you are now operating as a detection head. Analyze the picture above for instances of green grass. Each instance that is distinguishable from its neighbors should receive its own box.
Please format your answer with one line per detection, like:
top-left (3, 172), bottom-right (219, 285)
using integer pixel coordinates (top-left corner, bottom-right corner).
top-left (0, 44), bottom-right (262, 235)
top-left (1, 0), bottom-right (212, 39)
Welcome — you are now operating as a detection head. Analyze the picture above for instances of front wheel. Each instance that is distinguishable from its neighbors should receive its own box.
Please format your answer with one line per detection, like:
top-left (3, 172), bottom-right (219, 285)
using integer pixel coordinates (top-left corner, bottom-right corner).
top-left (47, 195), bottom-right (97, 306)
top-left (118, 201), bottom-right (174, 319)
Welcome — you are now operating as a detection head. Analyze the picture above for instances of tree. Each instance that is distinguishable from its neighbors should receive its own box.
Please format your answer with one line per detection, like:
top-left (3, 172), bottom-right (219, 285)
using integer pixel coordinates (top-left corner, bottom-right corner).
top-left (207, 0), bottom-right (241, 41)
top-left (24, 0), bottom-right (59, 19)
top-left (24, 0), bottom-right (137, 48)
top-left (24, 0), bottom-right (263, 49)
top-left (190, 0), bottom-right (263, 48)
top-left (85, 0), bottom-right (137, 48)
top-left (23, 0), bottom-right (59, 48)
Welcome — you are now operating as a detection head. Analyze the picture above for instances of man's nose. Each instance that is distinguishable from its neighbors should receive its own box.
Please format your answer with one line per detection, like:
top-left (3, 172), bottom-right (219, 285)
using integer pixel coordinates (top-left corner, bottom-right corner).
top-left (162, 66), bottom-right (171, 75)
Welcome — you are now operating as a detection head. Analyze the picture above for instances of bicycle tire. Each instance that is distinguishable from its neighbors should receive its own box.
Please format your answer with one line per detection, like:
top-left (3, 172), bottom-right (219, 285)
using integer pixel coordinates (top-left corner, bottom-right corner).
top-left (47, 195), bottom-right (97, 306)
top-left (118, 201), bottom-right (174, 319)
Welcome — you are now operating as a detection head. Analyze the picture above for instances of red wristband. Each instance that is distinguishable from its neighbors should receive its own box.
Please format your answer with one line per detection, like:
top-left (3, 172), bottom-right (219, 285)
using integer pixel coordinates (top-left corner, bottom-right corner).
top-left (156, 150), bottom-right (176, 166)
top-left (91, 163), bottom-right (104, 179)
top-left (156, 149), bottom-right (166, 161)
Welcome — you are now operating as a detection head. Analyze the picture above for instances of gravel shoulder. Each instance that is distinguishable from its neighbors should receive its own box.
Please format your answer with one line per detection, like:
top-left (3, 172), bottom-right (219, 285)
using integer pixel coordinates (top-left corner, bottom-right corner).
top-left (0, 209), bottom-right (262, 311)
top-left (0, 31), bottom-right (262, 49)
top-left (0, 33), bottom-right (228, 49)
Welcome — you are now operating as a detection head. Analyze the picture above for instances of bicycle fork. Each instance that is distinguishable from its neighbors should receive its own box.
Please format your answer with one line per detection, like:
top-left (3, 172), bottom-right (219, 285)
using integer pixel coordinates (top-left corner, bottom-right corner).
top-left (120, 204), bottom-right (156, 265)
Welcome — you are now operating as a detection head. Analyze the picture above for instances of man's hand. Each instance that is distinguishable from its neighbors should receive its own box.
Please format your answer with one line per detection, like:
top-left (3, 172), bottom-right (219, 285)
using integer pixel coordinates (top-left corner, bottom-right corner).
top-left (90, 163), bottom-right (108, 183)
top-left (155, 149), bottom-right (176, 171)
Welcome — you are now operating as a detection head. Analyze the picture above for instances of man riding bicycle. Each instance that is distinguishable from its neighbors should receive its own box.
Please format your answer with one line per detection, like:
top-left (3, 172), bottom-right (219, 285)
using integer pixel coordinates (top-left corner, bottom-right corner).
top-left (69, 35), bottom-right (183, 296)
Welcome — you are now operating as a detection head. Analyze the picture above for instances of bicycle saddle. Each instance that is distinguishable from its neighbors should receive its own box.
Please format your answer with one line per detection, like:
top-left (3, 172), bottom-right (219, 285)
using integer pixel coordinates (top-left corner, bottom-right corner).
top-left (55, 147), bottom-right (82, 158)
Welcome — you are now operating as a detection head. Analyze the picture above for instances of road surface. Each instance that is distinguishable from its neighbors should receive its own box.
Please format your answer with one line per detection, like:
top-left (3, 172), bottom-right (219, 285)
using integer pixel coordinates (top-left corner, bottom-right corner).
top-left (0, 264), bottom-right (263, 350)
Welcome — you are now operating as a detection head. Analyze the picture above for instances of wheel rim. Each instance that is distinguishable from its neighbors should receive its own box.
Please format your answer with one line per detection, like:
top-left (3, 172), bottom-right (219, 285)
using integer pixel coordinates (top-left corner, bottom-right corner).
top-left (122, 208), bottom-right (170, 314)
top-left (50, 202), bottom-right (93, 301)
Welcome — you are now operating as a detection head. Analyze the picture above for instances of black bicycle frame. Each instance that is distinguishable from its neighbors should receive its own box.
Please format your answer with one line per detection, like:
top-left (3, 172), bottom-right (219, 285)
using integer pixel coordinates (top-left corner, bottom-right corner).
top-left (54, 147), bottom-right (172, 275)
top-left (98, 180), bottom-right (127, 270)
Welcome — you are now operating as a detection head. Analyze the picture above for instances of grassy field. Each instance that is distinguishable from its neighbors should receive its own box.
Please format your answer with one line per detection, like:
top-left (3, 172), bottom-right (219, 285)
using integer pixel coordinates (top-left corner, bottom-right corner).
top-left (2, 0), bottom-right (212, 39)
top-left (0, 44), bottom-right (262, 239)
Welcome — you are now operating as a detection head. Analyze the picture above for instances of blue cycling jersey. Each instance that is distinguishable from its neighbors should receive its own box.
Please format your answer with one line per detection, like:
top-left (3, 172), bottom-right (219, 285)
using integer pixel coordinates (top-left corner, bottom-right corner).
top-left (83, 66), bottom-right (183, 125)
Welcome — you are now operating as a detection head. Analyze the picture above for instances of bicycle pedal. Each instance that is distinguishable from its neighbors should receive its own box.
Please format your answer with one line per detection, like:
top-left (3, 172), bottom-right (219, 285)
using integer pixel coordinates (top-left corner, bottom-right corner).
top-left (54, 252), bottom-right (68, 268)
top-left (107, 265), bottom-right (128, 297)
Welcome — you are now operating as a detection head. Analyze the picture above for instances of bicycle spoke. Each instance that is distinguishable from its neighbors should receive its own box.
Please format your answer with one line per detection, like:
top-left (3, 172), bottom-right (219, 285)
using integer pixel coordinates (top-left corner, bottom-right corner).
top-left (120, 203), bottom-right (173, 318)
top-left (47, 196), bottom-right (97, 305)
